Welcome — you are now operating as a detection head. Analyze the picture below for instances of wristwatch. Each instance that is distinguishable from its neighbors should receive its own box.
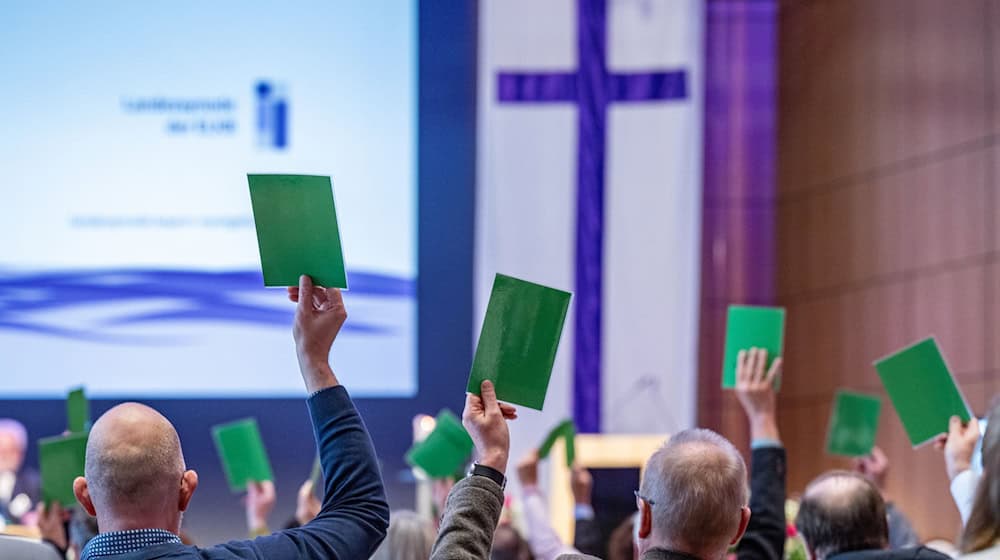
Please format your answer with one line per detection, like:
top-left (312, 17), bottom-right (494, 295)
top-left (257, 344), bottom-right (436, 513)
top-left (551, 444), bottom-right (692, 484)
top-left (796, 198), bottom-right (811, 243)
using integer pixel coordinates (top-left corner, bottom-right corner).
top-left (469, 463), bottom-right (507, 490)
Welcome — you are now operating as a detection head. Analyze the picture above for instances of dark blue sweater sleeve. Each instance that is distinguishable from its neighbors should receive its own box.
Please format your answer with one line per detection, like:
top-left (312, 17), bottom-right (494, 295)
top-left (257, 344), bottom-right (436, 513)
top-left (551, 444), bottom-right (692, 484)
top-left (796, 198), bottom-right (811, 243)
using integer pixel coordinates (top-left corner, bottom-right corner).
top-left (205, 386), bottom-right (389, 559)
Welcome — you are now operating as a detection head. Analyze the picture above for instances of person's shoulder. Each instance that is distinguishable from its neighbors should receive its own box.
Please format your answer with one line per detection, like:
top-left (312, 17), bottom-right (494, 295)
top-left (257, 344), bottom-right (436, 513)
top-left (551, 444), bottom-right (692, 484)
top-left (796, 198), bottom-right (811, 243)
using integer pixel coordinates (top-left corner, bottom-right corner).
top-left (833, 546), bottom-right (953, 560)
top-left (961, 544), bottom-right (1000, 560)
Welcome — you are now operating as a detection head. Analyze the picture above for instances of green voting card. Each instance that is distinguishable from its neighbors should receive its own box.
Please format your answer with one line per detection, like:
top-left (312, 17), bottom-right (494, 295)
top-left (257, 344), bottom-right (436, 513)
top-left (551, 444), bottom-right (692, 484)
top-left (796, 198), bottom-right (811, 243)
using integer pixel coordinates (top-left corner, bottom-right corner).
top-left (248, 174), bottom-right (347, 288)
top-left (212, 418), bottom-right (274, 493)
top-left (564, 422), bottom-right (576, 466)
top-left (66, 387), bottom-right (90, 434)
top-left (721, 305), bottom-right (786, 389)
top-left (874, 337), bottom-right (971, 447)
top-left (39, 432), bottom-right (88, 507)
top-left (468, 274), bottom-right (572, 410)
top-left (405, 410), bottom-right (474, 479)
top-left (825, 390), bottom-right (881, 457)
top-left (538, 419), bottom-right (576, 466)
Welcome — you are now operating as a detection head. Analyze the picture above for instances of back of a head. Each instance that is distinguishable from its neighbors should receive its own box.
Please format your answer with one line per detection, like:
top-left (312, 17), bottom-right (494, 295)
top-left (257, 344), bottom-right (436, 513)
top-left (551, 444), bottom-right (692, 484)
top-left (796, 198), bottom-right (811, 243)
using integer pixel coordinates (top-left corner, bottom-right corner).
top-left (85, 403), bottom-right (185, 516)
top-left (370, 510), bottom-right (435, 560)
top-left (491, 524), bottom-right (533, 560)
top-left (0, 418), bottom-right (28, 473)
top-left (608, 513), bottom-right (639, 560)
top-left (962, 401), bottom-right (1000, 553)
top-left (795, 471), bottom-right (888, 560)
top-left (639, 428), bottom-right (748, 553)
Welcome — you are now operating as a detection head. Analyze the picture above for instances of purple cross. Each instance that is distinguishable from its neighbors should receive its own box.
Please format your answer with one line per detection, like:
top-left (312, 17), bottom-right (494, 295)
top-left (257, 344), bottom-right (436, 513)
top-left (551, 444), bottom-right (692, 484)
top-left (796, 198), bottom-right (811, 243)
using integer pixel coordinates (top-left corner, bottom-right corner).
top-left (496, 0), bottom-right (688, 434)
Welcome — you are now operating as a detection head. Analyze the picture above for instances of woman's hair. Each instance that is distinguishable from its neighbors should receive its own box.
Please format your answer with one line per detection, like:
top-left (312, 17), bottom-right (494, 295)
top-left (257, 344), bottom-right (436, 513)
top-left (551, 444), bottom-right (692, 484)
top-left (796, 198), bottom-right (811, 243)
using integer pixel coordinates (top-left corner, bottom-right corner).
top-left (960, 402), bottom-right (1000, 553)
top-left (370, 510), bottom-right (436, 560)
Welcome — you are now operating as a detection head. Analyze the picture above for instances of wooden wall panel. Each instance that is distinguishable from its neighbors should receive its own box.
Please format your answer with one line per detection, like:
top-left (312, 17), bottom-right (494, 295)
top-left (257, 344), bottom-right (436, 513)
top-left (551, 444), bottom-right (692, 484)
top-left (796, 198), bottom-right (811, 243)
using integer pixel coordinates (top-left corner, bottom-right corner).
top-left (775, 0), bottom-right (993, 543)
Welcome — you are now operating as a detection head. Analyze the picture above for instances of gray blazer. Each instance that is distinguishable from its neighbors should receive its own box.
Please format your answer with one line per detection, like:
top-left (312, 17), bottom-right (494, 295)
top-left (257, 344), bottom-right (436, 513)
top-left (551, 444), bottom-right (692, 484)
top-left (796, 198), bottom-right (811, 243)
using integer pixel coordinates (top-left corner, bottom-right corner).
top-left (0, 535), bottom-right (64, 560)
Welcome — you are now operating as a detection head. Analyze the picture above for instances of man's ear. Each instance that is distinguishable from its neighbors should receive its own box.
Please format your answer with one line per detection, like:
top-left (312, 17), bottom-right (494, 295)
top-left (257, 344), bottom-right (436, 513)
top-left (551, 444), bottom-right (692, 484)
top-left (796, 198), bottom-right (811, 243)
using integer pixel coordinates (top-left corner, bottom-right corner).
top-left (179, 470), bottom-right (198, 512)
top-left (637, 498), bottom-right (653, 539)
top-left (729, 506), bottom-right (751, 545)
top-left (73, 477), bottom-right (96, 516)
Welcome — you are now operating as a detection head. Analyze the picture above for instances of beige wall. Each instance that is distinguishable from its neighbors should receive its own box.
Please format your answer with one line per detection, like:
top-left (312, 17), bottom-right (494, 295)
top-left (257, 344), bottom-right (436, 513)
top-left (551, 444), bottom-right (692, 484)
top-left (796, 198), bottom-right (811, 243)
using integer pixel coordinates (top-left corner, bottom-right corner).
top-left (776, 0), bottom-right (999, 541)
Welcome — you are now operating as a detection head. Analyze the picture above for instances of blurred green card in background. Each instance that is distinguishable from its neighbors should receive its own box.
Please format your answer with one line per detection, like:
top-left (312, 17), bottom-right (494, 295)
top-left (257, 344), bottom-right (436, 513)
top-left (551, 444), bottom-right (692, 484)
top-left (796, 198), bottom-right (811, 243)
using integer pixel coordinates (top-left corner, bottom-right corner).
top-left (467, 273), bottom-right (572, 410)
top-left (66, 386), bottom-right (90, 434)
top-left (212, 418), bottom-right (274, 493)
top-left (721, 305), bottom-right (786, 389)
top-left (39, 432), bottom-right (88, 507)
top-left (874, 337), bottom-right (971, 447)
top-left (538, 419), bottom-right (576, 466)
top-left (825, 390), bottom-right (881, 457)
top-left (405, 410), bottom-right (474, 479)
top-left (248, 174), bottom-right (347, 288)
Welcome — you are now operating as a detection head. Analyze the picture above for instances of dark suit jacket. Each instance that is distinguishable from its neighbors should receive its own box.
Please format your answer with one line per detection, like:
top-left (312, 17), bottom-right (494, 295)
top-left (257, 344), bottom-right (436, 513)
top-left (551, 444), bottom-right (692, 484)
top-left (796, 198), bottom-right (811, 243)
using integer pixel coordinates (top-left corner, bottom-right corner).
top-left (431, 446), bottom-right (788, 560)
top-left (81, 386), bottom-right (389, 560)
top-left (829, 547), bottom-right (952, 560)
top-left (738, 447), bottom-right (787, 560)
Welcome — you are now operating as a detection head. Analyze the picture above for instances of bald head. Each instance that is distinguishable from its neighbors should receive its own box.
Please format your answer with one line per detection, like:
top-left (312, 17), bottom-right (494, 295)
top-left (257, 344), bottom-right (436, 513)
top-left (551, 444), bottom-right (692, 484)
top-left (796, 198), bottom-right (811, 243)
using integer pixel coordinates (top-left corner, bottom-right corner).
top-left (795, 471), bottom-right (888, 560)
top-left (84, 403), bottom-right (186, 517)
top-left (639, 429), bottom-right (749, 554)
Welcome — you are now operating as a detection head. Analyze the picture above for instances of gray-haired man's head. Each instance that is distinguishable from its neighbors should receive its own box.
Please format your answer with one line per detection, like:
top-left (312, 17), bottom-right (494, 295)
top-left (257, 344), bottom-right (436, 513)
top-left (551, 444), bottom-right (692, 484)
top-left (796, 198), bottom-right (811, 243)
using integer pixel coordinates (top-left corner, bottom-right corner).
top-left (636, 429), bottom-right (750, 558)
top-left (795, 471), bottom-right (888, 560)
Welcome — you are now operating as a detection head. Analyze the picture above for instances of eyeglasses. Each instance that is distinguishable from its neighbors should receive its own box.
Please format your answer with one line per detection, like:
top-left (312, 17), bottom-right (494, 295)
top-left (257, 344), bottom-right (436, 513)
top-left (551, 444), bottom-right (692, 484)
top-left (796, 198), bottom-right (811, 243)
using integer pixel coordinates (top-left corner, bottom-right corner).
top-left (634, 490), bottom-right (656, 506)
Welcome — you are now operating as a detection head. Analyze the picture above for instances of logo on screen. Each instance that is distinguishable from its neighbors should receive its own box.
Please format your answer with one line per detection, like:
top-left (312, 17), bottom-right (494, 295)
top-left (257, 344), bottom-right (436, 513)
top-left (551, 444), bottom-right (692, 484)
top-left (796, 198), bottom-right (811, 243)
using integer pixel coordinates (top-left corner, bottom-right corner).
top-left (255, 81), bottom-right (289, 150)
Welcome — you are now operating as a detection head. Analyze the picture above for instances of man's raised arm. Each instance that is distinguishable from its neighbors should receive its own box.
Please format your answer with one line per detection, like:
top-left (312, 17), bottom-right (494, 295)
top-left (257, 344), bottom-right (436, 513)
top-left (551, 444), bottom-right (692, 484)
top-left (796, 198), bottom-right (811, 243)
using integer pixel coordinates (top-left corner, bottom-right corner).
top-left (430, 380), bottom-right (518, 560)
top-left (214, 275), bottom-right (389, 559)
top-left (735, 348), bottom-right (787, 560)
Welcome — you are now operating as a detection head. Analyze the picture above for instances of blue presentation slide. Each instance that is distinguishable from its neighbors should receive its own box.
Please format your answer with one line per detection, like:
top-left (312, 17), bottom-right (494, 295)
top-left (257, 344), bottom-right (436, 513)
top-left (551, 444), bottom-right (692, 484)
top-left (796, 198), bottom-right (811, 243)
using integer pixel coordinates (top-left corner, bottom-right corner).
top-left (0, 2), bottom-right (417, 397)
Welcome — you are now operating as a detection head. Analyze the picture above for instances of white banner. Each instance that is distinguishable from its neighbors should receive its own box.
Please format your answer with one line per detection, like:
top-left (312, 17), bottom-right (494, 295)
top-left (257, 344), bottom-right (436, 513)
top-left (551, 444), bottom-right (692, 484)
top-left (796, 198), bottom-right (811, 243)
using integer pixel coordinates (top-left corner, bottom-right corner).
top-left (476, 0), bottom-right (703, 468)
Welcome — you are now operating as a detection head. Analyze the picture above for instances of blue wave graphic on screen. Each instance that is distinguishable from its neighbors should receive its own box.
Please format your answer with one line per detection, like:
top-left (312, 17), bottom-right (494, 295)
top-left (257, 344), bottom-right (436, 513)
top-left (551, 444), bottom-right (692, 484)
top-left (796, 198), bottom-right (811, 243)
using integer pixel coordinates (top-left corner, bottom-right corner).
top-left (0, 269), bottom-right (414, 345)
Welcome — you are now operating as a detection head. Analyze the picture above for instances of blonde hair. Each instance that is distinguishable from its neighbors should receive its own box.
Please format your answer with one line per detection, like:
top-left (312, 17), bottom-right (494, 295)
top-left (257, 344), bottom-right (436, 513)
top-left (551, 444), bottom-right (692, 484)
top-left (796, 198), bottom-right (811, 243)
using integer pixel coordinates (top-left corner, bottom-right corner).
top-left (961, 403), bottom-right (1000, 553)
top-left (371, 510), bottom-right (435, 560)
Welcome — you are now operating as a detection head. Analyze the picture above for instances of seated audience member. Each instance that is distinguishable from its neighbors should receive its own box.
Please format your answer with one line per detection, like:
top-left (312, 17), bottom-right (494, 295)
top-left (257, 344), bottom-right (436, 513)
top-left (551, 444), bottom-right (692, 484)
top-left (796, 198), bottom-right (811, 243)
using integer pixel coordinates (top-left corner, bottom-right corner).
top-left (69, 507), bottom-right (100, 558)
top-left (244, 481), bottom-right (276, 537)
top-left (430, 347), bottom-right (787, 560)
top-left (35, 501), bottom-right (71, 557)
top-left (0, 418), bottom-right (39, 523)
top-left (515, 450), bottom-right (587, 559)
top-left (0, 534), bottom-right (64, 560)
top-left (954, 401), bottom-right (1000, 558)
top-left (38, 502), bottom-right (102, 559)
top-left (371, 510), bottom-right (437, 560)
top-left (493, 524), bottom-right (535, 560)
top-left (936, 415), bottom-right (983, 526)
top-left (569, 466), bottom-right (602, 557)
top-left (794, 471), bottom-right (948, 560)
top-left (852, 447), bottom-right (919, 549)
top-left (278, 479), bottom-right (324, 530)
top-left (69, 276), bottom-right (388, 559)
top-left (606, 514), bottom-right (638, 560)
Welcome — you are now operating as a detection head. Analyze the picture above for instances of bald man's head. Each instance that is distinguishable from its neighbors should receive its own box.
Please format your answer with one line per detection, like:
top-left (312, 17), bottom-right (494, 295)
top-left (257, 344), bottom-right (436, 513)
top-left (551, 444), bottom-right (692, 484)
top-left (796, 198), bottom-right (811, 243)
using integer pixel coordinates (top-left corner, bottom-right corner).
top-left (81, 403), bottom-right (188, 520)
top-left (795, 471), bottom-right (888, 560)
top-left (638, 429), bottom-right (749, 555)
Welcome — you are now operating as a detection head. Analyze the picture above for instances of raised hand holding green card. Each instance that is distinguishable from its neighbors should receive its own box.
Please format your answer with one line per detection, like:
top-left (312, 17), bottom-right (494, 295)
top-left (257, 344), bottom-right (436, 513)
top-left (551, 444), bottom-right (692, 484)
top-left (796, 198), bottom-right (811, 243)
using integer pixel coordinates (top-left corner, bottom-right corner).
top-left (248, 174), bottom-right (347, 288)
top-left (722, 305), bottom-right (786, 388)
top-left (468, 274), bottom-right (572, 410)
top-left (39, 432), bottom-right (88, 507)
top-left (874, 337), bottom-right (971, 447)
top-left (212, 418), bottom-right (274, 493)
top-left (405, 410), bottom-right (474, 479)
top-left (825, 390), bottom-right (881, 457)
top-left (66, 386), bottom-right (90, 434)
